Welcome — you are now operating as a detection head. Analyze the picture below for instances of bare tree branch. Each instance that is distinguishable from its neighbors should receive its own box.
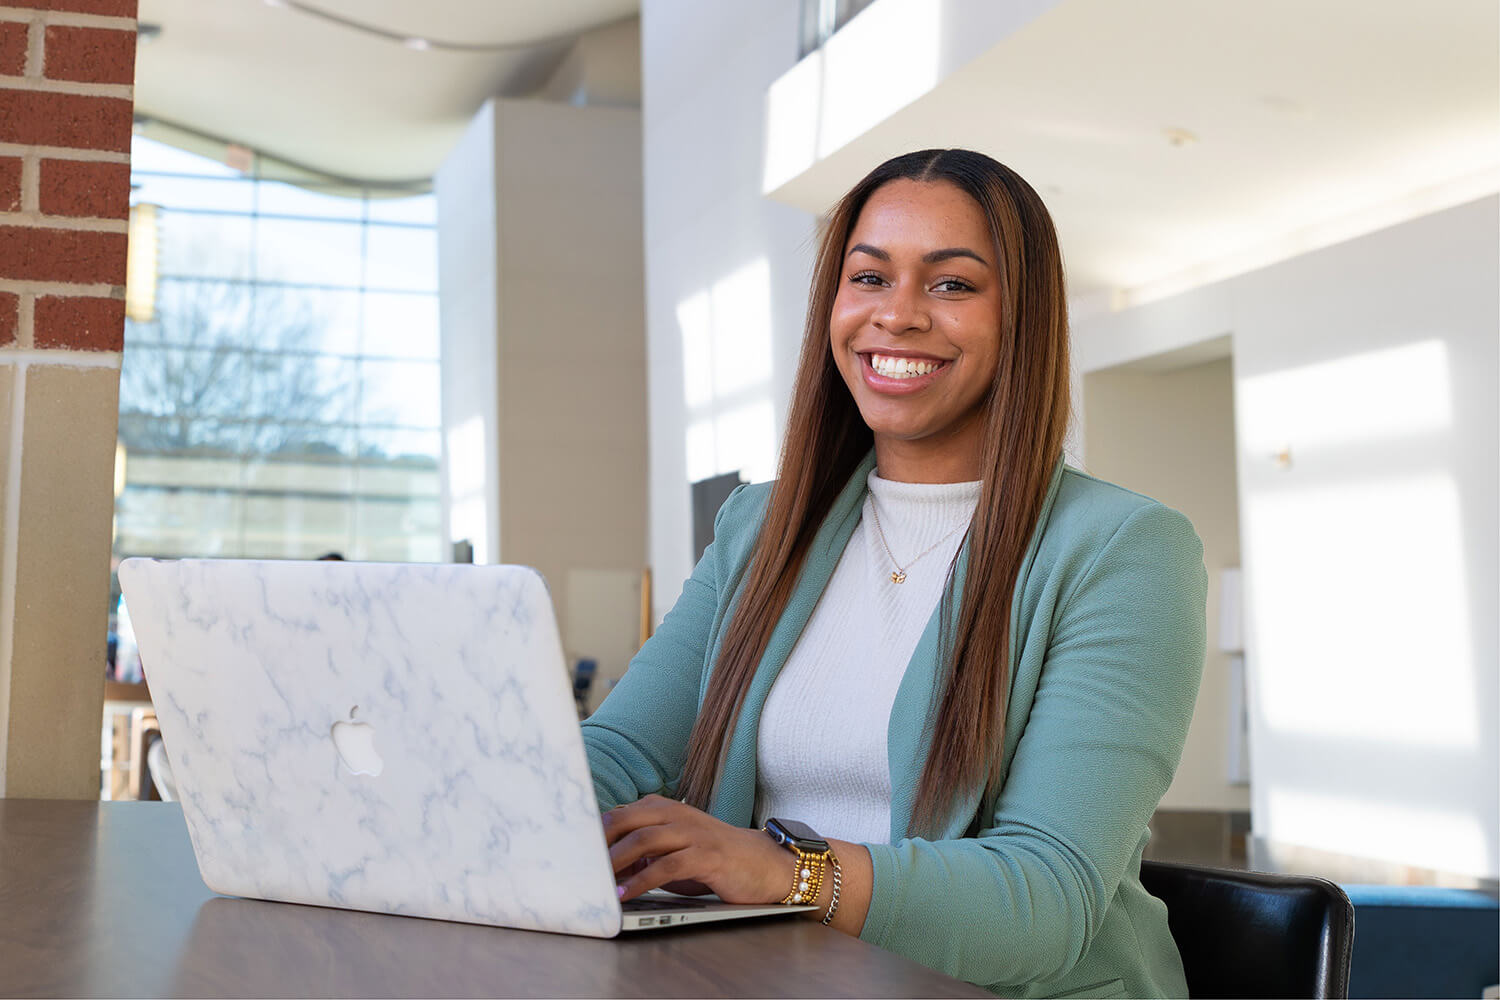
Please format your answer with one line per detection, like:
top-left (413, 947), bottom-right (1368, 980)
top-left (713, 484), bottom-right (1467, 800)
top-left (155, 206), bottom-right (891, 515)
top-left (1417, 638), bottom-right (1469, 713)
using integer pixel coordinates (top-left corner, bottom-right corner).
top-left (119, 277), bottom-right (354, 457)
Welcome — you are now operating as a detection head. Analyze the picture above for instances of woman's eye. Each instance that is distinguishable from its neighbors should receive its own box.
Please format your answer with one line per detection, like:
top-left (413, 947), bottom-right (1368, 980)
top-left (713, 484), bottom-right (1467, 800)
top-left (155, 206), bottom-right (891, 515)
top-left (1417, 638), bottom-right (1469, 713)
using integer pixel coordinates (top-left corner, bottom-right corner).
top-left (849, 271), bottom-right (884, 286)
top-left (934, 278), bottom-right (975, 293)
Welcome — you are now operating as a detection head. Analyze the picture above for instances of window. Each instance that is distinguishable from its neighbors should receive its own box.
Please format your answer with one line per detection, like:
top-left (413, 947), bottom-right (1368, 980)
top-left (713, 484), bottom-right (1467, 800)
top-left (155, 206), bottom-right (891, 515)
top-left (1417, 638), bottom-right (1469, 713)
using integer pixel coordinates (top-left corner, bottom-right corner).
top-left (113, 136), bottom-right (444, 584)
top-left (799, 0), bottom-right (879, 56)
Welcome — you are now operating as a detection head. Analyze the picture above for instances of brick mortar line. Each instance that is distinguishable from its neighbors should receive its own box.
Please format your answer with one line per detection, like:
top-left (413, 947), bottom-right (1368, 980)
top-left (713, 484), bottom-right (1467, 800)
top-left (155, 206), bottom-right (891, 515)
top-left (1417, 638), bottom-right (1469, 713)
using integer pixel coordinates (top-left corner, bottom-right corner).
top-left (0, 143), bottom-right (129, 163)
top-left (0, 9), bottom-right (136, 30)
top-left (0, 347), bottom-right (122, 367)
top-left (0, 211), bottom-right (128, 232)
top-left (0, 279), bottom-right (121, 297)
top-left (17, 152), bottom-right (34, 212)
top-left (0, 73), bottom-right (133, 99)
top-left (15, 290), bottom-right (30, 348)
top-left (22, 14), bottom-right (38, 77)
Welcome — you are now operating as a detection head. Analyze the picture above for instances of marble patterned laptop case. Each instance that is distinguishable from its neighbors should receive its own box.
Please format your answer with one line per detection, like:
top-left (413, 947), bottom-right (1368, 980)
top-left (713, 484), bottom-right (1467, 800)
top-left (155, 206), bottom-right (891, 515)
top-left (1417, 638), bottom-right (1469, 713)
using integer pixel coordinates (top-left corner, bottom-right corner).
top-left (118, 558), bottom-right (624, 937)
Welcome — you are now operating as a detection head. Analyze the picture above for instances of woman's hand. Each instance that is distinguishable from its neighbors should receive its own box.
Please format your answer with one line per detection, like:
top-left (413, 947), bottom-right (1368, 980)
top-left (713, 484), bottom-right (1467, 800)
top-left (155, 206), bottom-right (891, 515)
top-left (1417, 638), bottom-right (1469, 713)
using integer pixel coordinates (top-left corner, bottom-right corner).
top-left (602, 794), bottom-right (792, 904)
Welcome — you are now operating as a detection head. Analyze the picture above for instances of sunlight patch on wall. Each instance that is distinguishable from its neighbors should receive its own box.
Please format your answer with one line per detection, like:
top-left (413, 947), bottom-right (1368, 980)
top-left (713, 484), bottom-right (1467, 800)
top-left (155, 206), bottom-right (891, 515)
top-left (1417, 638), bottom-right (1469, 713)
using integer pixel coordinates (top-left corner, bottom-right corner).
top-left (1247, 472), bottom-right (1476, 748)
top-left (1239, 340), bottom-right (1452, 454)
top-left (678, 259), bottom-right (777, 485)
top-left (710, 261), bottom-right (774, 398)
top-left (1265, 786), bottom-right (1491, 877)
top-left (685, 418), bottom-right (716, 484)
top-left (677, 291), bottom-right (714, 410)
top-left (715, 401), bottom-right (778, 485)
top-left (446, 415), bottom-right (489, 562)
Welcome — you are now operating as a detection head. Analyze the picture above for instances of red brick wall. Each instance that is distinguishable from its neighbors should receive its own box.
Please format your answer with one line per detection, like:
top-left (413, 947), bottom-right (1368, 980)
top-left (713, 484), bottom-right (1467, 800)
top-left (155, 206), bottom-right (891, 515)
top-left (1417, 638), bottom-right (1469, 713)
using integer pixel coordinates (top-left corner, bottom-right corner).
top-left (0, 0), bottom-right (138, 353)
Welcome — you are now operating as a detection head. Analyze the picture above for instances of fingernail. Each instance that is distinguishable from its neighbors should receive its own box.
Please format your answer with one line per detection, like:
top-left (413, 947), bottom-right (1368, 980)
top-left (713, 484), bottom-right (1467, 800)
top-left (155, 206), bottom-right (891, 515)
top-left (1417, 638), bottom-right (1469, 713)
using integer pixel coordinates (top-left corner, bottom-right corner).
top-left (616, 885), bottom-right (627, 899)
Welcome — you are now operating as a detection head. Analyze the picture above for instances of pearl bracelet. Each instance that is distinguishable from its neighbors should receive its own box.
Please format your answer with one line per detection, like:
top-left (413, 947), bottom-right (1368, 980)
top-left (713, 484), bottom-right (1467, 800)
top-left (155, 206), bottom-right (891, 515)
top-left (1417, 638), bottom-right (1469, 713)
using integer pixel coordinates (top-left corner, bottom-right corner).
top-left (778, 844), bottom-right (826, 905)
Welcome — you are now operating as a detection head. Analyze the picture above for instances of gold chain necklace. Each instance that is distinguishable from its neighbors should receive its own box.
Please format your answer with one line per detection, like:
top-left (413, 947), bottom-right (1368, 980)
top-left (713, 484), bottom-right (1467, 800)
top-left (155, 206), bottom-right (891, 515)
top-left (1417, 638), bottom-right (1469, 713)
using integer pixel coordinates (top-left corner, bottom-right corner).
top-left (865, 491), bottom-right (967, 584)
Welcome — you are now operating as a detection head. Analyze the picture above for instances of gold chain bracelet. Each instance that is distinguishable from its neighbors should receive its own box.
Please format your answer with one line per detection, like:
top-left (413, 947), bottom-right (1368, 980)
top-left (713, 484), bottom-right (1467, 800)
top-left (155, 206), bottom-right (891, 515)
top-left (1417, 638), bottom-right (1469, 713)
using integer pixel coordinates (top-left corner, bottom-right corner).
top-left (820, 851), bottom-right (843, 925)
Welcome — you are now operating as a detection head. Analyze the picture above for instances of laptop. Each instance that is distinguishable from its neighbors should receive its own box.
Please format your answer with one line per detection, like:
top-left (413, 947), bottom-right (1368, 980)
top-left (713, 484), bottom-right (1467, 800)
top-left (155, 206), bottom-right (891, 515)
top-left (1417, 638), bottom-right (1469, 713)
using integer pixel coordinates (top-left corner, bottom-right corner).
top-left (117, 558), bottom-right (814, 937)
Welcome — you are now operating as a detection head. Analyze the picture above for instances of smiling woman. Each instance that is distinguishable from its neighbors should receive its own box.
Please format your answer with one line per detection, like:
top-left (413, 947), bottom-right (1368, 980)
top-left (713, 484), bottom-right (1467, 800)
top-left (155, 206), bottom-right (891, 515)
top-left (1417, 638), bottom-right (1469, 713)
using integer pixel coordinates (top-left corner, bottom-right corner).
top-left (829, 178), bottom-right (1006, 483)
top-left (582, 149), bottom-right (1208, 998)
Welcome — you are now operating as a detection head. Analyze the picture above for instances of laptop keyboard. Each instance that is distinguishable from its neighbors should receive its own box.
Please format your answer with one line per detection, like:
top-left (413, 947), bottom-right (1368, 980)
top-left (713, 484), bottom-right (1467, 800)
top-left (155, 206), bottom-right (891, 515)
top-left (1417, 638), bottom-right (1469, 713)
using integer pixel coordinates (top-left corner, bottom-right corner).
top-left (622, 896), bottom-right (714, 911)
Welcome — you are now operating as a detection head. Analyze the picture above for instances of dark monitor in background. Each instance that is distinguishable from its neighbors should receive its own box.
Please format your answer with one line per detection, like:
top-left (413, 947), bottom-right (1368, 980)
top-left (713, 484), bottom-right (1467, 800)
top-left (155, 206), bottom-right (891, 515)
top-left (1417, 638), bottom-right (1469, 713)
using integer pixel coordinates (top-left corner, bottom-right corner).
top-left (691, 472), bottom-right (746, 565)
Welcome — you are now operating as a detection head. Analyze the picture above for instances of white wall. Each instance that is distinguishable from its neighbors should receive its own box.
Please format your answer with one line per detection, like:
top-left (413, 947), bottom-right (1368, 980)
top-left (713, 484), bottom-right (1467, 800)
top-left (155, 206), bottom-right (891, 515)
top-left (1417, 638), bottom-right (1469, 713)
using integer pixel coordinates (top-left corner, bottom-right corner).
top-left (640, 0), bottom-right (817, 615)
top-left (436, 101), bottom-right (500, 565)
top-left (438, 97), bottom-right (648, 693)
top-left (1084, 357), bottom-right (1248, 813)
top-left (1074, 196), bottom-right (1499, 878)
top-left (538, 16), bottom-right (642, 108)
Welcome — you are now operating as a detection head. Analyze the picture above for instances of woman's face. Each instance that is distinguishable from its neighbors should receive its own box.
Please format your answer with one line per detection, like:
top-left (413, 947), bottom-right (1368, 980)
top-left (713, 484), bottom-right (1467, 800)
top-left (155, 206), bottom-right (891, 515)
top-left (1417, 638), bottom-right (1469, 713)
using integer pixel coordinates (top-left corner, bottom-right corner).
top-left (829, 178), bottom-right (1003, 480)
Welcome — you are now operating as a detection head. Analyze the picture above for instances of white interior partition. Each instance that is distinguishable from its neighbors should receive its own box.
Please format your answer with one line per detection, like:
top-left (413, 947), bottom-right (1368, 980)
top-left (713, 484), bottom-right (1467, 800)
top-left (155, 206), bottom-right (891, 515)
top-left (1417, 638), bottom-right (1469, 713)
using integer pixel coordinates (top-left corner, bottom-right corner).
top-left (1074, 196), bottom-right (1499, 878)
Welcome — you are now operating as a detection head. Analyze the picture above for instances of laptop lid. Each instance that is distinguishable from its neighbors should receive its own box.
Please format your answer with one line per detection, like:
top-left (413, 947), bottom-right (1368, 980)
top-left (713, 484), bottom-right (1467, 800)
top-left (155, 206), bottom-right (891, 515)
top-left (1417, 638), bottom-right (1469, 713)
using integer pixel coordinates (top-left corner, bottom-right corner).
top-left (119, 558), bottom-right (626, 937)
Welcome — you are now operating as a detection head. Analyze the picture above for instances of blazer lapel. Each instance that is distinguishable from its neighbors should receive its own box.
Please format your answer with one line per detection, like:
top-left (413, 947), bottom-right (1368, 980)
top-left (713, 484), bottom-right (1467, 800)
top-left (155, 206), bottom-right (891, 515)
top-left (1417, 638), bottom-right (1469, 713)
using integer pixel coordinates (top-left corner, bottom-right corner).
top-left (710, 452), bottom-right (877, 826)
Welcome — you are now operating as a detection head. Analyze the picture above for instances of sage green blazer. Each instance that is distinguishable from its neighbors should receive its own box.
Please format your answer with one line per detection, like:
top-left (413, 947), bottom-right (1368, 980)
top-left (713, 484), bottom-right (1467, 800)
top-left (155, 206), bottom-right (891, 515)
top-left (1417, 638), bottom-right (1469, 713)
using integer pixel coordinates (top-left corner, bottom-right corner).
top-left (583, 453), bottom-right (1207, 998)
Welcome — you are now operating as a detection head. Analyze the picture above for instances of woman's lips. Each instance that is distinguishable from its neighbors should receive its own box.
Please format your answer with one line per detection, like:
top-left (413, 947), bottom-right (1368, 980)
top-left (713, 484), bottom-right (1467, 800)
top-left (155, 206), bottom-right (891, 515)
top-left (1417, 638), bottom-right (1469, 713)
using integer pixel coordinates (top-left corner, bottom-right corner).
top-left (860, 352), bottom-right (950, 393)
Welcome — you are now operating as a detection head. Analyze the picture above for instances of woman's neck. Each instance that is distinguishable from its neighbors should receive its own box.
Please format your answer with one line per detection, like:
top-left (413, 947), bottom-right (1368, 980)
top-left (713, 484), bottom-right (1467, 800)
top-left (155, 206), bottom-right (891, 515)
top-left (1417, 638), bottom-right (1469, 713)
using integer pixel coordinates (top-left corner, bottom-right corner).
top-left (873, 433), bottom-right (984, 484)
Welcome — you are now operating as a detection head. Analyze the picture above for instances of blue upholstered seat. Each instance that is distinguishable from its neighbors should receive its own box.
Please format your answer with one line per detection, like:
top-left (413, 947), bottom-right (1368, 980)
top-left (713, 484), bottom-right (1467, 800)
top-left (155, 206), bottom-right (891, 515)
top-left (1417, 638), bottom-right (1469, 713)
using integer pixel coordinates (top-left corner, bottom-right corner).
top-left (1340, 884), bottom-right (1498, 999)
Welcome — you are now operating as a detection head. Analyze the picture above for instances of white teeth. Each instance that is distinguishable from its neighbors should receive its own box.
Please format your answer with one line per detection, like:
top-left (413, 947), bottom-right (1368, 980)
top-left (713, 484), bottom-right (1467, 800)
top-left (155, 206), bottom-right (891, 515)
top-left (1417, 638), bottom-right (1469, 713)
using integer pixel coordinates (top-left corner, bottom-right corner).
top-left (870, 354), bottom-right (941, 379)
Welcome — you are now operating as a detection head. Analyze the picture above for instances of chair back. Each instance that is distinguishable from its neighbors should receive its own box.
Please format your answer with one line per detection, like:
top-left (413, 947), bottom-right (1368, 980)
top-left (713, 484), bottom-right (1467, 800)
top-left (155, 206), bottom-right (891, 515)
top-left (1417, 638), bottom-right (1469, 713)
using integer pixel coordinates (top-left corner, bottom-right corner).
top-left (1140, 859), bottom-right (1355, 999)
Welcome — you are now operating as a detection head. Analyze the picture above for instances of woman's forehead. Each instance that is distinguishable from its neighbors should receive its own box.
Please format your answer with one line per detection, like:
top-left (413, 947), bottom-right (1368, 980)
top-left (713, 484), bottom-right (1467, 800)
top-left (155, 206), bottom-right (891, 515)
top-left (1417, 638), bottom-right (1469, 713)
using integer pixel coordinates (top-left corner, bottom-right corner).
top-left (846, 179), bottom-right (990, 252)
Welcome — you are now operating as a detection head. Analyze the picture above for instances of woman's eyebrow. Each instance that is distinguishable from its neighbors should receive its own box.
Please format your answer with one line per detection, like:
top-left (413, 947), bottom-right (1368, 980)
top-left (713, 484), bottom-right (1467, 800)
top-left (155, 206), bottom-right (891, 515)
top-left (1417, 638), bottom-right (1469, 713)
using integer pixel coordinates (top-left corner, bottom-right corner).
top-left (923, 247), bottom-right (989, 267)
top-left (847, 242), bottom-right (889, 261)
top-left (845, 243), bottom-right (989, 267)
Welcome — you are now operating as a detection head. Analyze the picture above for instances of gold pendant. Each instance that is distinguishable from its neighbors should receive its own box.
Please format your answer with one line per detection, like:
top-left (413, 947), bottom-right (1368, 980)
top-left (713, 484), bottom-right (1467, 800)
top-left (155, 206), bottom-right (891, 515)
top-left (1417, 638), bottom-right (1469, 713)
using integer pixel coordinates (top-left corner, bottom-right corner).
top-left (891, 570), bottom-right (907, 584)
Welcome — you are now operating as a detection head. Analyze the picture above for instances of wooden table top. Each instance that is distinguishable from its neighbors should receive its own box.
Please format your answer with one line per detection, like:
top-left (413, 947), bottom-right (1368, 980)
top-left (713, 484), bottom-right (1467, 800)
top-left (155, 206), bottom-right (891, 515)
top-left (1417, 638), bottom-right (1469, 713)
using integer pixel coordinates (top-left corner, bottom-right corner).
top-left (0, 800), bottom-right (993, 998)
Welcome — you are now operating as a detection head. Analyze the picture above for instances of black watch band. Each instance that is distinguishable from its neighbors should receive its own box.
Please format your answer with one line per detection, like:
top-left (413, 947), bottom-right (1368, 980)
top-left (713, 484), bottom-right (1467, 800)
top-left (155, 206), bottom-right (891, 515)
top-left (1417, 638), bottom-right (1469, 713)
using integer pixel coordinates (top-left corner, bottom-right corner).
top-left (764, 816), bottom-right (830, 855)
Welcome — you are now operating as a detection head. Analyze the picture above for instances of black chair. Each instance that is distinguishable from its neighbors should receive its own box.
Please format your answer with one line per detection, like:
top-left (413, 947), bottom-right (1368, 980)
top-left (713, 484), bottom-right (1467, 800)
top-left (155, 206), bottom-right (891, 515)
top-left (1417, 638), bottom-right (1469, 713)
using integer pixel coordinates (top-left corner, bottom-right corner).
top-left (1140, 860), bottom-right (1355, 999)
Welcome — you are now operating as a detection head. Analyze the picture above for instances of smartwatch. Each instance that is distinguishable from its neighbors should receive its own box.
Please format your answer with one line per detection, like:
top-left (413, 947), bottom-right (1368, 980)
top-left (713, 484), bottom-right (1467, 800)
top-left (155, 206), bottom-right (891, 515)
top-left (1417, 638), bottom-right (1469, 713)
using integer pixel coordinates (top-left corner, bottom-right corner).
top-left (763, 817), bottom-right (831, 905)
top-left (764, 817), bottom-right (829, 854)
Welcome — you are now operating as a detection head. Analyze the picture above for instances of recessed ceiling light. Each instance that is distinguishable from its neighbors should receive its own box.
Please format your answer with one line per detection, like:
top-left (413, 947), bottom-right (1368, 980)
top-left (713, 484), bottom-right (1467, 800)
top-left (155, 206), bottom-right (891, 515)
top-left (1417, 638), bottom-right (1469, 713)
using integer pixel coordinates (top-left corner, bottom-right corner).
top-left (1163, 127), bottom-right (1199, 148)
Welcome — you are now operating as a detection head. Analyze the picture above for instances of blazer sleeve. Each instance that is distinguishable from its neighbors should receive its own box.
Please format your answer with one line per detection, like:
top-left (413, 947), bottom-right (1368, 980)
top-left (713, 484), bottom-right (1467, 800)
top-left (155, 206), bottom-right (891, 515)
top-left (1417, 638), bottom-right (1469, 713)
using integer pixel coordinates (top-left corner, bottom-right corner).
top-left (859, 503), bottom-right (1208, 987)
top-left (579, 486), bottom-right (745, 812)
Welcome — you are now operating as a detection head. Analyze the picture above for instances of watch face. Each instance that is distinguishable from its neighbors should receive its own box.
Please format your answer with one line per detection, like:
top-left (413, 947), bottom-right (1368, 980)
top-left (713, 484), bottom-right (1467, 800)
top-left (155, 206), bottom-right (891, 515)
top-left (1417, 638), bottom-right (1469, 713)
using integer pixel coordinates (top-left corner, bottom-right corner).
top-left (766, 817), bottom-right (829, 851)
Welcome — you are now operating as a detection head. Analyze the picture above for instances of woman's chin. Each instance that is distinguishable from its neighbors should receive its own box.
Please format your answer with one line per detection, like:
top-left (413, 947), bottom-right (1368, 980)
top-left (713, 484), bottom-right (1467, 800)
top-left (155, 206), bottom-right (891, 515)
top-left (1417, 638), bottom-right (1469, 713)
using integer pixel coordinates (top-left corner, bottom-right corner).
top-left (863, 421), bottom-right (941, 447)
top-left (852, 397), bottom-right (927, 432)
top-left (857, 407), bottom-right (989, 466)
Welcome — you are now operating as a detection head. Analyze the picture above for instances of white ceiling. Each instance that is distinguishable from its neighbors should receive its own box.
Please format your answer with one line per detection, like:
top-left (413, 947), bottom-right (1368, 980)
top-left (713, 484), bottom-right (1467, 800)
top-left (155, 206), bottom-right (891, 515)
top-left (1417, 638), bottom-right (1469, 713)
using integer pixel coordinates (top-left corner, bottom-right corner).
top-left (135, 0), bottom-right (1498, 303)
top-left (134, 0), bottom-right (639, 183)
top-left (764, 0), bottom-right (1500, 304)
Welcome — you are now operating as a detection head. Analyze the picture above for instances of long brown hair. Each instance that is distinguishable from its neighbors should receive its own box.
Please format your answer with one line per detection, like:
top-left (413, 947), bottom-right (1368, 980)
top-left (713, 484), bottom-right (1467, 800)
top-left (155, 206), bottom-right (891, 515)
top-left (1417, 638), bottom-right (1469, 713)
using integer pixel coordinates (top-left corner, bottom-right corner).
top-left (676, 149), bottom-right (1071, 835)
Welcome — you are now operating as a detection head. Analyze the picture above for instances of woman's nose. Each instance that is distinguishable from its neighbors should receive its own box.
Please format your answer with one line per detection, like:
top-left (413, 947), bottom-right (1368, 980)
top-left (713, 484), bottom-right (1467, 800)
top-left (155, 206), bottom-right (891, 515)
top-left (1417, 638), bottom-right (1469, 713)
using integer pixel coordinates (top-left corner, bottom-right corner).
top-left (872, 282), bottom-right (930, 335)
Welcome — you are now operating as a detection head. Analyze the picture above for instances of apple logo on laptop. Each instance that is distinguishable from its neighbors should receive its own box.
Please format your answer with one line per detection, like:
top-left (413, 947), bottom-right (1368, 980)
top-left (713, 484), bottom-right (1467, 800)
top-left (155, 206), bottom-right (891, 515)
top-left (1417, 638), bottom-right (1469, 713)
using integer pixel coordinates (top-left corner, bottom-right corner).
top-left (331, 705), bottom-right (384, 777)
